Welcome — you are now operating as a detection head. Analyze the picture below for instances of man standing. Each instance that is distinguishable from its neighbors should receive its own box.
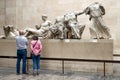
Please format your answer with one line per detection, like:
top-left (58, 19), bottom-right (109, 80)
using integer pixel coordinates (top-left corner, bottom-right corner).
top-left (16, 30), bottom-right (28, 75)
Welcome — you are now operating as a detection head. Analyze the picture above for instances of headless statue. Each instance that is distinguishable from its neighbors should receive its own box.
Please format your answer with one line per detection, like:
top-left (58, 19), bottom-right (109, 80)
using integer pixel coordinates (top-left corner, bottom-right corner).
top-left (84, 2), bottom-right (111, 39)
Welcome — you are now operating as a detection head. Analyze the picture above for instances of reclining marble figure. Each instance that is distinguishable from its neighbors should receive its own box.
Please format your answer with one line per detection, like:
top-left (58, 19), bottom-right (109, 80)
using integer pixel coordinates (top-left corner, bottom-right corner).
top-left (24, 14), bottom-right (52, 39)
top-left (0, 25), bottom-right (19, 39)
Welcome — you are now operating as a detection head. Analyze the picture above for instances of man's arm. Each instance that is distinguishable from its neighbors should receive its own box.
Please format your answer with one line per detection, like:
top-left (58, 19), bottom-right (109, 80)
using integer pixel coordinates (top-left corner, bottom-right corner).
top-left (25, 38), bottom-right (28, 46)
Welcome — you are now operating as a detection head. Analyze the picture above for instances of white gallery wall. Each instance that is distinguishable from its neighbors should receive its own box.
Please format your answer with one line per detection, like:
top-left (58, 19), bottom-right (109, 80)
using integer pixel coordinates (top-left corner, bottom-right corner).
top-left (0, 0), bottom-right (120, 53)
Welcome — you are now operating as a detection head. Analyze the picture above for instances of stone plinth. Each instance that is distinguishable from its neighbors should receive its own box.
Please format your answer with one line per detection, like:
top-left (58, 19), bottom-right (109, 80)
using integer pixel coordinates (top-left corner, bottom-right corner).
top-left (41, 39), bottom-right (113, 60)
top-left (0, 39), bottom-right (113, 73)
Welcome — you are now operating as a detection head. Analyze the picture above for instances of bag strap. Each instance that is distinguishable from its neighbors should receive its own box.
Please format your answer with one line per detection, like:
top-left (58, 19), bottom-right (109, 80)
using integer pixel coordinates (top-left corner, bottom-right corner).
top-left (33, 40), bottom-right (38, 48)
top-left (31, 40), bottom-right (38, 53)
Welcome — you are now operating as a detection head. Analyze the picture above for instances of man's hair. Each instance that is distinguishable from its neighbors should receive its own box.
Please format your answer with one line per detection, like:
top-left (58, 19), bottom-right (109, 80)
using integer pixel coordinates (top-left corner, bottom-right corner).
top-left (32, 35), bottom-right (38, 40)
top-left (19, 30), bottom-right (24, 35)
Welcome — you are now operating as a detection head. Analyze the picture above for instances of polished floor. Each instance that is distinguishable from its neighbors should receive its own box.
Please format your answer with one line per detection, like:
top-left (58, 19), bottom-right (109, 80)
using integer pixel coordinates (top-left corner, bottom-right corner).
top-left (0, 67), bottom-right (120, 80)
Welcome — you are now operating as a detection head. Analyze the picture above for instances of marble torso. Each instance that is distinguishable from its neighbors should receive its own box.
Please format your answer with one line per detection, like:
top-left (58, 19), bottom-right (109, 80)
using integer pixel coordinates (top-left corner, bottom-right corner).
top-left (89, 4), bottom-right (102, 17)
top-left (41, 20), bottom-right (51, 30)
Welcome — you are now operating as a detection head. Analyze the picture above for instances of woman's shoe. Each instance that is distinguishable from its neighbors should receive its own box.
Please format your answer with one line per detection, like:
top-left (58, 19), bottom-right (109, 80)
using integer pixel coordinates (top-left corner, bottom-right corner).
top-left (33, 72), bottom-right (37, 76)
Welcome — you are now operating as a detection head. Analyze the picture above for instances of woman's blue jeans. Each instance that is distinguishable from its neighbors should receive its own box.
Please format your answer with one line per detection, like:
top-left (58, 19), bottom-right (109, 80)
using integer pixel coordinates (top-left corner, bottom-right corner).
top-left (16, 49), bottom-right (27, 74)
top-left (32, 54), bottom-right (40, 72)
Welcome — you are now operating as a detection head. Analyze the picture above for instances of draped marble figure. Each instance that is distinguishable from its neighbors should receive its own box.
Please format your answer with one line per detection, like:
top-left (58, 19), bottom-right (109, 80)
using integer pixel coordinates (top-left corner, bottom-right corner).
top-left (84, 2), bottom-right (111, 39)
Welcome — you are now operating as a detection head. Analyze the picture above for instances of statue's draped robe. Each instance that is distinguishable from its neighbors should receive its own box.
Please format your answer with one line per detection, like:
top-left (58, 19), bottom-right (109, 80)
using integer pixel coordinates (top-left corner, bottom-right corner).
top-left (85, 3), bottom-right (111, 39)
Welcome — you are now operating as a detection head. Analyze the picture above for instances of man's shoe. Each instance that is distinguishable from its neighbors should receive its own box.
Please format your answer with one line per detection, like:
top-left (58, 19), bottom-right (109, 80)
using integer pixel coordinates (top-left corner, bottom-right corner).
top-left (37, 72), bottom-right (40, 75)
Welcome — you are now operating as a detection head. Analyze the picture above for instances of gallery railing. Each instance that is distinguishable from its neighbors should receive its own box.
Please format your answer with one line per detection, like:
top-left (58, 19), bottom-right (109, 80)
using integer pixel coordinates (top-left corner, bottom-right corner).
top-left (113, 54), bottom-right (120, 56)
top-left (0, 56), bottom-right (120, 77)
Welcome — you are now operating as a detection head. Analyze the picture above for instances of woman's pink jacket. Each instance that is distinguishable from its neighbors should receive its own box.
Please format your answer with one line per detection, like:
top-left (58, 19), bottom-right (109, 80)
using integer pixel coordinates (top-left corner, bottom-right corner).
top-left (30, 40), bottom-right (42, 55)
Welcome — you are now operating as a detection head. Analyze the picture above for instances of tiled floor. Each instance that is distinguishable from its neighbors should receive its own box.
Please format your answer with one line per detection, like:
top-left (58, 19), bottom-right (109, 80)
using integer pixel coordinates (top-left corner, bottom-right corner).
top-left (0, 67), bottom-right (120, 80)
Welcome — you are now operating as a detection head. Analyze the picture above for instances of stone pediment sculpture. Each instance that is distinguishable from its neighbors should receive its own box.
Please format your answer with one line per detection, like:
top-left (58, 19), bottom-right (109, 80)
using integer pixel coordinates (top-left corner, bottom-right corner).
top-left (84, 2), bottom-right (111, 39)
top-left (0, 2), bottom-right (111, 40)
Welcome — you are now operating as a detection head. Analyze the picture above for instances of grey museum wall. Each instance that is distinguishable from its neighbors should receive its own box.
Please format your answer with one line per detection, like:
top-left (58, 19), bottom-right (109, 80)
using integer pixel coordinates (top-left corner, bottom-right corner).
top-left (0, 0), bottom-right (120, 53)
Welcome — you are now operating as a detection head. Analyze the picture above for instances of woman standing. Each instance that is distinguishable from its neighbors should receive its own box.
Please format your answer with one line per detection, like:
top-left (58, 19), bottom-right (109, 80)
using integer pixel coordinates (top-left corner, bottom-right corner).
top-left (30, 35), bottom-right (42, 76)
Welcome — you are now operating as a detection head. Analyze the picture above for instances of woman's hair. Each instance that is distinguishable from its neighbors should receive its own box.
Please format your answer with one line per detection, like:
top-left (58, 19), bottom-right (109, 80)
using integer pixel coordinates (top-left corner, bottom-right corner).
top-left (32, 35), bottom-right (38, 40)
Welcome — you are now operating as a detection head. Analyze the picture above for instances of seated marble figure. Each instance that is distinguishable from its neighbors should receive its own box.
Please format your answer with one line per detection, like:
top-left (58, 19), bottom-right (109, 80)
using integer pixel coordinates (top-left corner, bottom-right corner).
top-left (48, 12), bottom-right (86, 39)
top-left (48, 16), bottom-right (67, 39)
